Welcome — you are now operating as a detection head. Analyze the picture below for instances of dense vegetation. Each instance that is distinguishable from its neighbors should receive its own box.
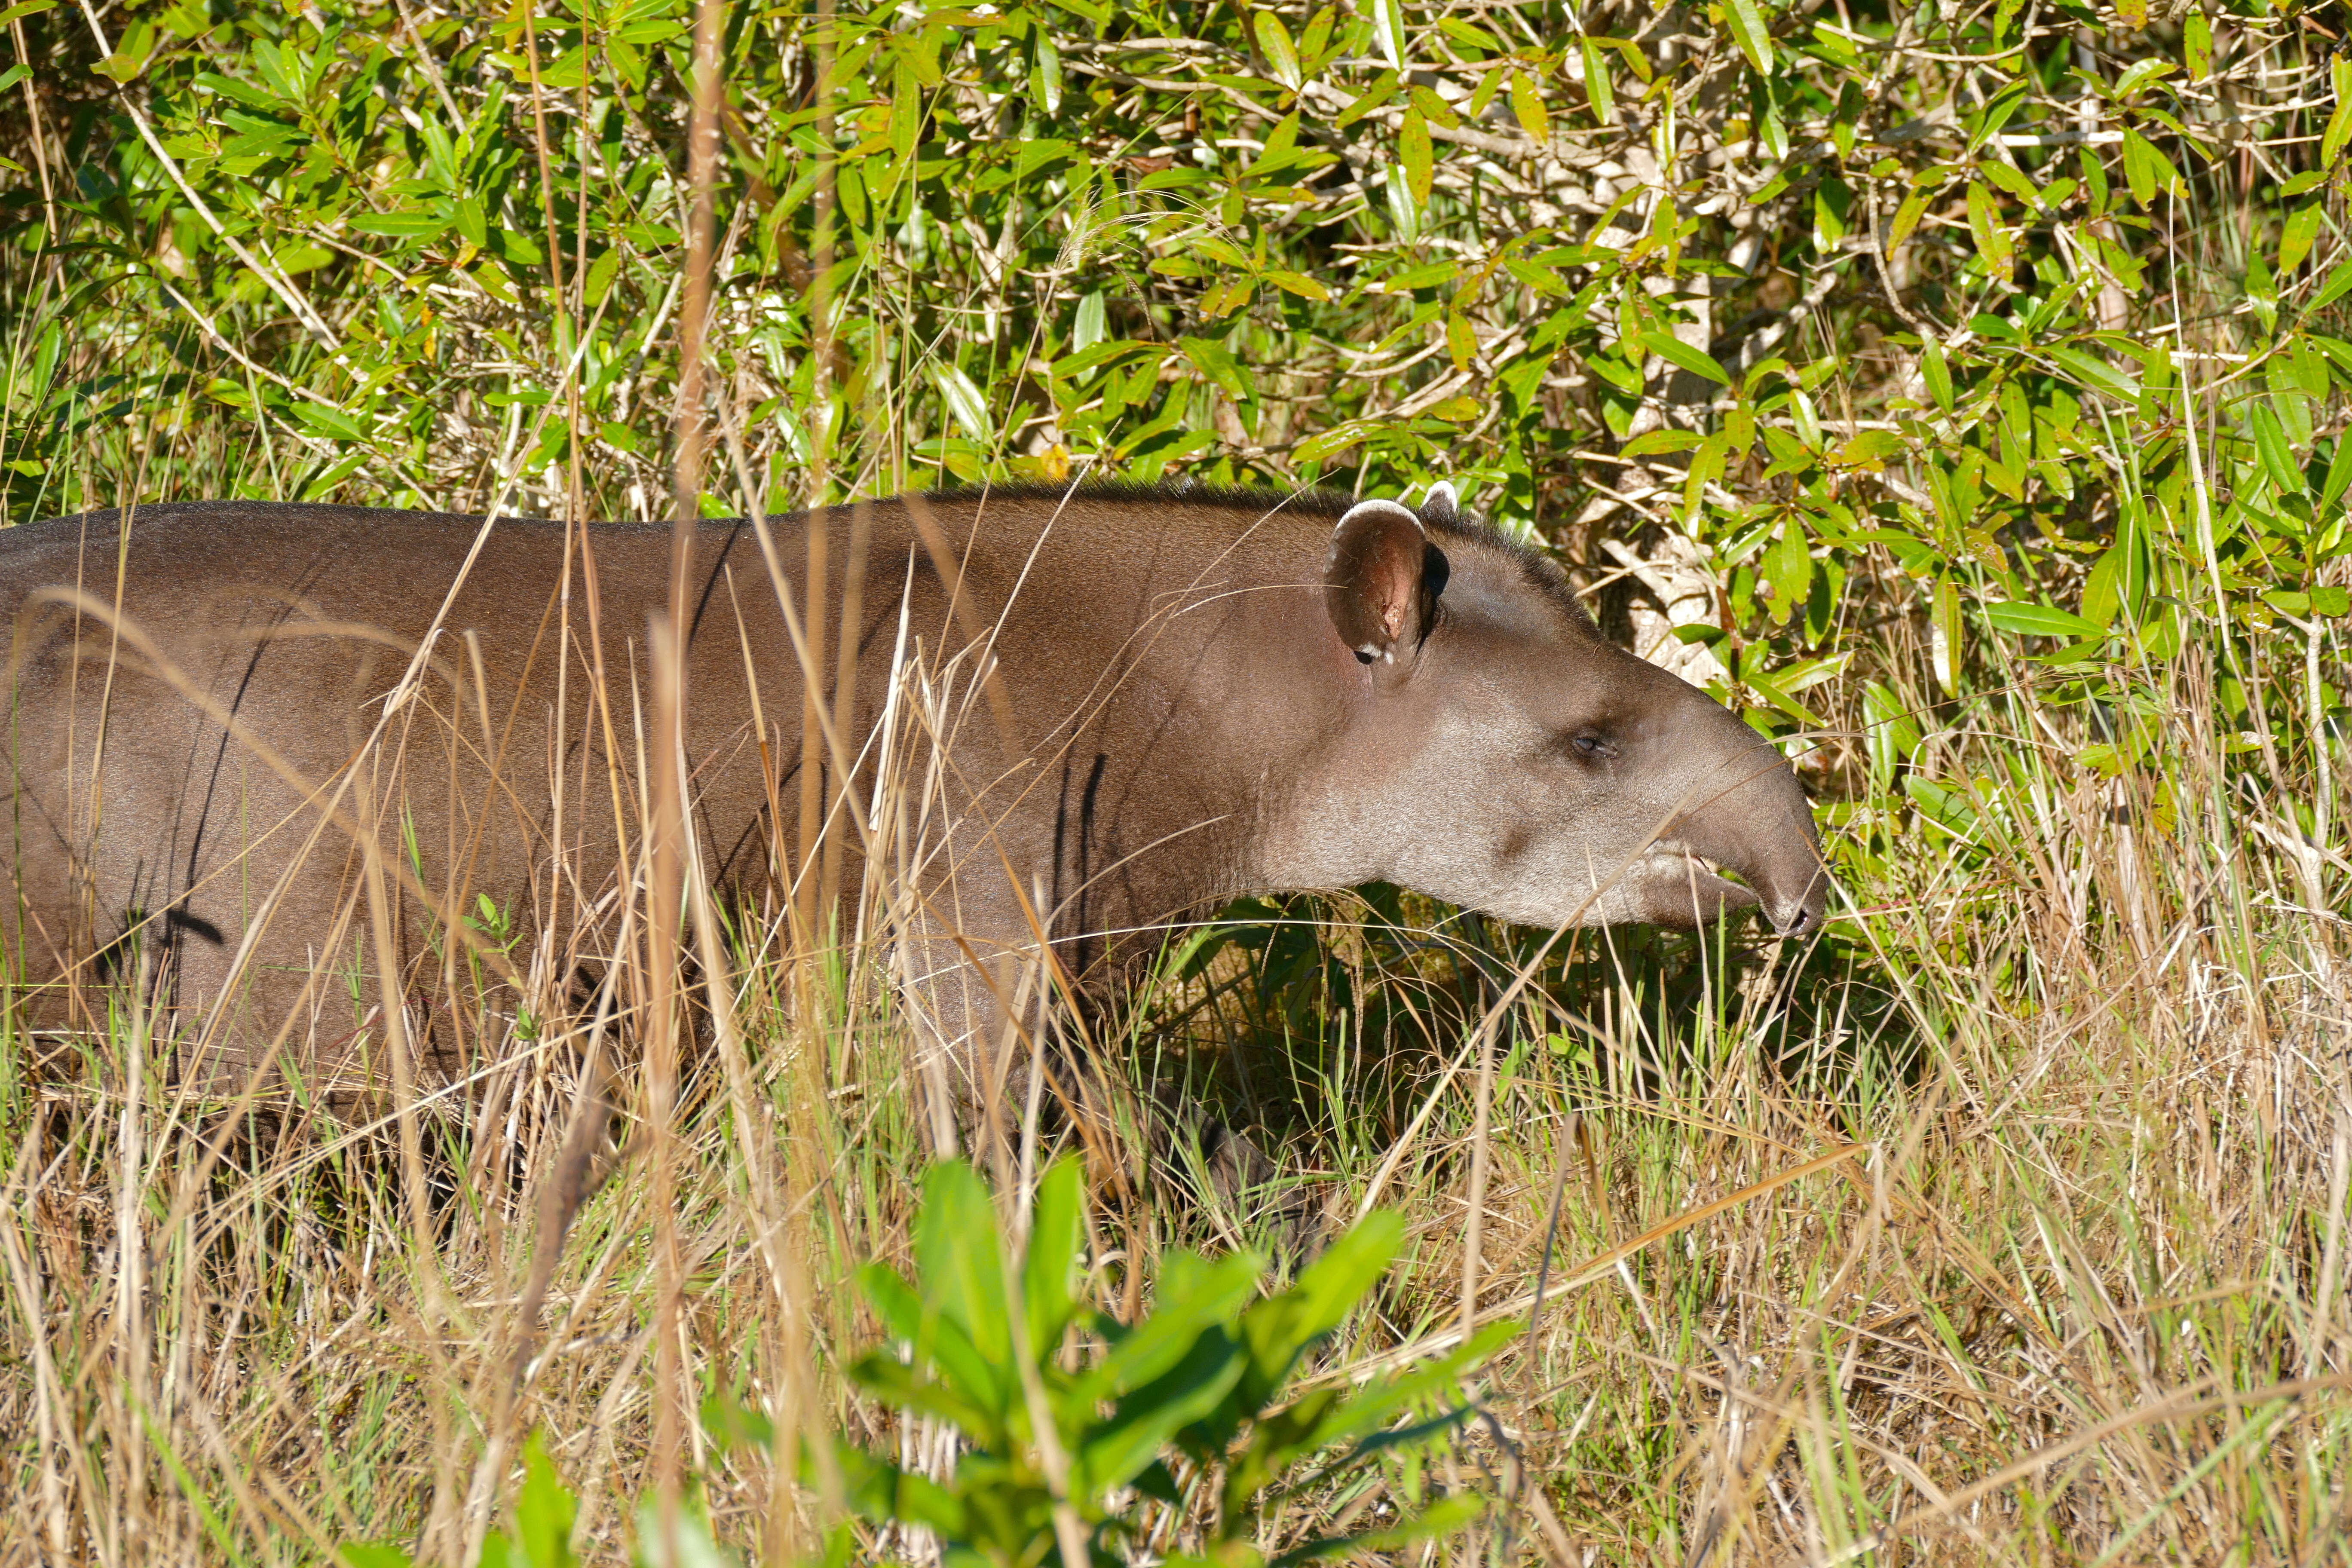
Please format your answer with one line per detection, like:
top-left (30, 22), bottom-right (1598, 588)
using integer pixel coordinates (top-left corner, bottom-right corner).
top-left (2, 0), bottom-right (2348, 1561)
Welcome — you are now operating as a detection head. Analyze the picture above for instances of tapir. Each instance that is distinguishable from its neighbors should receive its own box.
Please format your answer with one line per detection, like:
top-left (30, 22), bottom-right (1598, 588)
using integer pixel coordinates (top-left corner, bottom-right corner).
top-left (0, 483), bottom-right (1825, 1112)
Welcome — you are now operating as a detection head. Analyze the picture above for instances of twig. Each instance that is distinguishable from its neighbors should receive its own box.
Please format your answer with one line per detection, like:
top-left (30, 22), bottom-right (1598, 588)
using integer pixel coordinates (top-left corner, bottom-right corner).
top-left (77, 0), bottom-right (338, 351)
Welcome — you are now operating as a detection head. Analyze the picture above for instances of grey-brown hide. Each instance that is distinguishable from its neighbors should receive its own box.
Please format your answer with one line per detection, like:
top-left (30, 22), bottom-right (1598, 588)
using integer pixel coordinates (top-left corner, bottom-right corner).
top-left (0, 486), bottom-right (1825, 1094)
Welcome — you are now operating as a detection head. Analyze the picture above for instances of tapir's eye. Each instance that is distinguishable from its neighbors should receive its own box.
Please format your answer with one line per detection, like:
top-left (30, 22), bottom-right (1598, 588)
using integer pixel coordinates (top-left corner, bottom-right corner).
top-left (1568, 729), bottom-right (1618, 763)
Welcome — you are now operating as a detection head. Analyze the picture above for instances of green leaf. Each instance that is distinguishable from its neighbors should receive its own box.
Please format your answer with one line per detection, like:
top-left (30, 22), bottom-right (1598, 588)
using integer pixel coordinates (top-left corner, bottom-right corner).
top-left (2082, 538), bottom-right (2146, 628)
top-left (2249, 404), bottom-right (2305, 494)
top-left (1888, 190), bottom-right (1929, 251)
top-left (1082, 1250), bottom-right (1262, 1399)
top-left (1580, 37), bottom-right (1614, 126)
top-left (584, 246), bottom-right (622, 308)
top-left (1636, 330), bottom-right (1730, 385)
top-left (1371, 0), bottom-right (1405, 69)
top-left (1966, 182), bottom-right (2012, 273)
top-left (1262, 270), bottom-right (1331, 301)
top-left (1788, 388), bottom-right (1822, 448)
top-left (1832, 429), bottom-right (1905, 467)
top-left (1333, 71), bottom-right (1401, 130)
top-left (2121, 128), bottom-right (2178, 204)
top-left (1722, 0), bottom-right (1773, 75)
top-left (1235, 1210), bottom-right (1403, 1409)
top-left (1199, 278), bottom-right (1256, 320)
top-left (1979, 158), bottom-right (2040, 208)
top-left (931, 363), bottom-right (992, 443)
top-left (913, 1161), bottom-right (1011, 1368)
top-left (1138, 166), bottom-right (1214, 191)
top-left (1985, 600), bottom-right (2104, 639)
top-left (514, 1431), bottom-right (577, 1568)
top-left (1021, 1158), bottom-right (1084, 1359)
top-left (1813, 176), bottom-right (1852, 250)
top-left (1509, 70), bottom-right (1549, 143)
top-left (1295, 419), bottom-right (1377, 463)
top-left (1408, 84), bottom-right (1461, 131)
top-left (1399, 108), bottom-right (1433, 208)
top-left (291, 402), bottom-right (365, 444)
top-left (1905, 775), bottom-right (1982, 839)
top-left (1253, 11), bottom-right (1302, 89)
top-left (1445, 312), bottom-right (1476, 372)
top-left (1620, 429), bottom-right (1705, 458)
top-left (2044, 346), bottom-right (2140, 403)
top-left (2110, 58), bottom-right (2175, 99)
top-left (846, 1344), bottom-right (1005, 1438)
top-left (2324, 431), bottom-right (2352, 508)
top-left (2184, 9), bottom-right (2211, 79)
top-left (338, 1549), bottom-right (413, 1568)
top-left (1964, 78), bottom-right (2031, 154)
top-left (1071, 291), bottom-right (1107, 352)
top-left (1764, 525), bottom-right (1813, 622)
top-left (1031, 26), bottom-right (1061, 114)
top-left (830, 1439), bottom-right (970, 1540)
top-left (1179, 335), bottom-right (1251, 400)
top-left (303, 447), bottom-right (376, 503)
top-left (1922, 342), bottom-right (1953, 411)
top-left (889, 57), bottom-right (921, 160)
top-left (2280, 204), bottom-right (2324, 275)
top-left (629, 1494), bottom-right (733, 1568)
top-left (700, 1389), bottom-right (775, 1454)
top-left (1308, 1321), bottom-right (1518, 1456)
top-left (2325, 64), bottom-right (2352, 167)
top-left (1930, 577), bottom-right (1962, 693)
top-left (349, 210), bottom-right (452, 240)
top-left (1081, 1329), bottom-right (1247, 1492)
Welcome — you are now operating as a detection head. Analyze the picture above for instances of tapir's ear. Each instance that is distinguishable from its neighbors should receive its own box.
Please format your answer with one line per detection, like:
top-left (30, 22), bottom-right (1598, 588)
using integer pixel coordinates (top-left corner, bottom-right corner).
top-left (1419, 481), bottom-right (1458, 527)
top-left (1325, 498), bottom-right (1442, 665)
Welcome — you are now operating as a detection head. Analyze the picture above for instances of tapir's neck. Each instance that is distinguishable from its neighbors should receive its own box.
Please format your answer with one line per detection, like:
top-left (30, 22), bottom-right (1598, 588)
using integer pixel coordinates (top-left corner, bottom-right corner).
top-left (1176, 550), bottom-right (1393, 901)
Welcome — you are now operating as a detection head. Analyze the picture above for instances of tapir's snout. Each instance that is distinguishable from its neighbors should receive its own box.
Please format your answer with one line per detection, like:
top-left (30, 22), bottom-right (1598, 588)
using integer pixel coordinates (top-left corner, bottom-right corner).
top-left (1761, 858), bottom-right (1829, 937)
top-left (1663, 703), bottom-right (1831, 940)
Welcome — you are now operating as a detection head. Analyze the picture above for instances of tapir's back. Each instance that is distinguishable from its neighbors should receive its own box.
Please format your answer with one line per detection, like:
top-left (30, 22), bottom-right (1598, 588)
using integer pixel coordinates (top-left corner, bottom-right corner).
top-left (0, 489), bottom-right (1342, 1083)
top-left (0, 504), bottom-right (720, 1077)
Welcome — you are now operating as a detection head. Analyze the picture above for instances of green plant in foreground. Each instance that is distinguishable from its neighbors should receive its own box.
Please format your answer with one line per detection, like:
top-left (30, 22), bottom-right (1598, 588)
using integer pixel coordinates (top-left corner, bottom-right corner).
top-left (727, 1159), bottom-right (1506, 1568)
top-left (342, 1431), bottom-right (592, 1568)
top-left (340, 1159), bottom-right (1501, 1567)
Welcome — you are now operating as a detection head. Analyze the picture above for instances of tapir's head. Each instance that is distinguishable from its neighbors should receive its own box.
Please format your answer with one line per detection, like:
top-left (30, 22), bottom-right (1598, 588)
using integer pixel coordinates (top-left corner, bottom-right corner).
top-left (1302, 486), bottom-right (1828, 937)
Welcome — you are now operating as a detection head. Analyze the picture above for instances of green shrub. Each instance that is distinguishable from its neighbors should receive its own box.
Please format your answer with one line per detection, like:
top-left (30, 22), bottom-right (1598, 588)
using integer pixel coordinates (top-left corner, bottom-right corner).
top-left (338, 1161), bottom-right (1501, 1568)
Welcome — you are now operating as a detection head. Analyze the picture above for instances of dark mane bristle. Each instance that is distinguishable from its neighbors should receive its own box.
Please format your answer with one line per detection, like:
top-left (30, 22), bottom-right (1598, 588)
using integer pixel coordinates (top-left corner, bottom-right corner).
top-left (925, 477), bottom-right (1593, 629)
top-left (923, 478), bottom-right (1357, 517)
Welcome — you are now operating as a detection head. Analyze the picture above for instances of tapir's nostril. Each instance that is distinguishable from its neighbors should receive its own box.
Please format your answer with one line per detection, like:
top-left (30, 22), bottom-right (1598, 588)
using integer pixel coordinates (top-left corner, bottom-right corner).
top-left (1770, 882), bottom-right (1829, 937)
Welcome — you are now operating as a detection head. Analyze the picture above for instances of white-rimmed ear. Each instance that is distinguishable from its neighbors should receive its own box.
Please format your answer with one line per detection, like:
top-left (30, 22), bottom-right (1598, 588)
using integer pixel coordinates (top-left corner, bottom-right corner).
top-left (1325, 498), bottom-right (1439, 665)
top-left (1419, 481), bottom-right (1458, 527)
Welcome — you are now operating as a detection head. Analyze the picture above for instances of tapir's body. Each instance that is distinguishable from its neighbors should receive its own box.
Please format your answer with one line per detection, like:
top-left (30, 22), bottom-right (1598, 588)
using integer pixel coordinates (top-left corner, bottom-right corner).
top-left (0, 487), bottom-right (1824, 1093)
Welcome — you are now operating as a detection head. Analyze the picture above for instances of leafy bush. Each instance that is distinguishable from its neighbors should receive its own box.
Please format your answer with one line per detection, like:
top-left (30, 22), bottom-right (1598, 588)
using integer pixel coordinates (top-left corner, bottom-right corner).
top-left (339, 1162), bottom-right (1498, 1568)
top-left (738, 1161), bottom-right (1500, 1568)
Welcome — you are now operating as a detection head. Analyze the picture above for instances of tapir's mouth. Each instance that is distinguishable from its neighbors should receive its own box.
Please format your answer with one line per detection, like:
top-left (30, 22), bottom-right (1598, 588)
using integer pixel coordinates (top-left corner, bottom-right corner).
top-left (1586, 842), bottom-right (1761, 929)
top-left (1649, 846), bottom-right (1761, 906)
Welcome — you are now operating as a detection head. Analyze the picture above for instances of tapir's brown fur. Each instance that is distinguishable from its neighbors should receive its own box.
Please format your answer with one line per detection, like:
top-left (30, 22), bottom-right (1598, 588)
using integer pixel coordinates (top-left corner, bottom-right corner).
top-left (0, 486), bottom-right (1824, 1098)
